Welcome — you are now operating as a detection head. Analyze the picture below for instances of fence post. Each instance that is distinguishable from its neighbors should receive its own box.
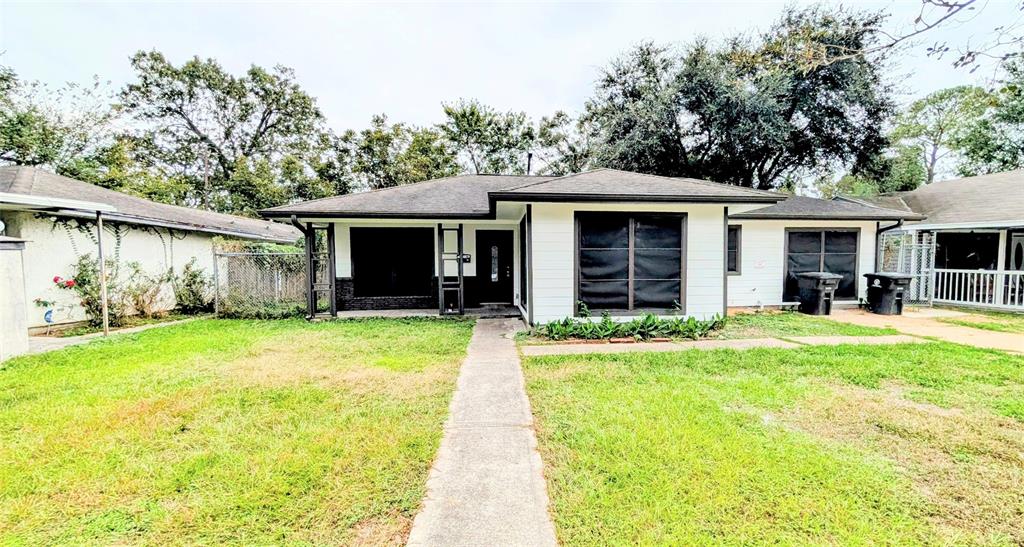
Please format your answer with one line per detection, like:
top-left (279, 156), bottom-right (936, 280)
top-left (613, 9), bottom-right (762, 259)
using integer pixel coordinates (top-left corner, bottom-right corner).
top-left (212, 251), bottom-right (220, 316)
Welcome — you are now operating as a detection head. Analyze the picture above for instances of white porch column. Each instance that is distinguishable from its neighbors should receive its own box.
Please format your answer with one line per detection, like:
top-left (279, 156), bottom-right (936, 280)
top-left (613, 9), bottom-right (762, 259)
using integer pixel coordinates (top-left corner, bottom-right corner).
top-left (996, 229), bottom-right (1007, 306)
top-left (0, 236), bottom-right (30, 361)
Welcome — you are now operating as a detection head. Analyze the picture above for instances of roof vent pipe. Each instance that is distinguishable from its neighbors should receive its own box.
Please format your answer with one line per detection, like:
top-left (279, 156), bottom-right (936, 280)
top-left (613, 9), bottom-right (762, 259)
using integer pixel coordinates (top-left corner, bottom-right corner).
top-left (526, 152), bottom-right (533, 175)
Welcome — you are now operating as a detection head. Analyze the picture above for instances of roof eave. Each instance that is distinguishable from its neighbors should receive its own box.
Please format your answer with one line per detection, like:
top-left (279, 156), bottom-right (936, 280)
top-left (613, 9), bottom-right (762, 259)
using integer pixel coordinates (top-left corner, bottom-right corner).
top-left (729, 213), bottom-right (927, 221)
top-left (48, 209), bottom-right (298, 243)
top-left (489, 192), bottom-right (782, 204)
top-left (260, 210), bottom-right (495, 220)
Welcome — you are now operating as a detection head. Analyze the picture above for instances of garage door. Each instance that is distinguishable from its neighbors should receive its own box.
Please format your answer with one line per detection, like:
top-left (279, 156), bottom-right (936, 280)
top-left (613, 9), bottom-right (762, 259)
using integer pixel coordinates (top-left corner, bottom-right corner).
top-left (785, 229), bottom-right (859, 302)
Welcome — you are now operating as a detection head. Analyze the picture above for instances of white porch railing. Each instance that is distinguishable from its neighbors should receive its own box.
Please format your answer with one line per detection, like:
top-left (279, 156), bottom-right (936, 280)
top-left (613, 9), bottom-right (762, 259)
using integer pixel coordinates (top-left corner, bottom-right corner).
top-left (933, 269), bottom-right (1024, 310)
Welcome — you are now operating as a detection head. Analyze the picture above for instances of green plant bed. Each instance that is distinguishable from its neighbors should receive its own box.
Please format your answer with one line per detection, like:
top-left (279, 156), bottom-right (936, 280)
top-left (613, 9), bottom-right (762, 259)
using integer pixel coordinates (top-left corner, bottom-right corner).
top-left (533, 312), bottom-right (725, 341)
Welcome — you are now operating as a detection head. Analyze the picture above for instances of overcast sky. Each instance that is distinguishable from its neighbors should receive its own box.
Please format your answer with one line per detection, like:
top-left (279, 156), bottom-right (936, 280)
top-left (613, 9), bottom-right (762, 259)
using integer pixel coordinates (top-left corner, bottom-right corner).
top-left (0, 0), bottom-right (1015, 133)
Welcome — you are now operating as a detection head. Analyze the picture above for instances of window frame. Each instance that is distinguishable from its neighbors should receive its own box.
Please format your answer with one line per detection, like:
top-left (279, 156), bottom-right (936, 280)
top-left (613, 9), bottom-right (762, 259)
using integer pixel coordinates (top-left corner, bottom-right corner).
top-left (574, 212), bottom-right (687, 316)
top-left (782, 227), bottom-right (861, 302)
top-left (727, 225), bottom-right (742, 276)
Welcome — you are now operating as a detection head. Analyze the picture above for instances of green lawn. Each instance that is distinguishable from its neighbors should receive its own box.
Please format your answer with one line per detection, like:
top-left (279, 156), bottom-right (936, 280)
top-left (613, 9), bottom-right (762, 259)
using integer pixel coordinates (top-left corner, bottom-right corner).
top-left (0, 317), bottom-right (474, 545)
top-left (524, 342), bottom-right (1024, 545)
top-left (937, 308), bottom-right (1024, 334)
top-left (720, 310), bottom-right (898, 339)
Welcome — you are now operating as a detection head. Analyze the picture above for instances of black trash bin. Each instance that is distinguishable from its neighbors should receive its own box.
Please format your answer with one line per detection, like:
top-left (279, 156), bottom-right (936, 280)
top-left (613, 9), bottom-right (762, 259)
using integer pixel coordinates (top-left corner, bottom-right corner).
top-left (864, 272), bottom-right (913, 315)
top-left (795, 272), bottom-right (844, 315)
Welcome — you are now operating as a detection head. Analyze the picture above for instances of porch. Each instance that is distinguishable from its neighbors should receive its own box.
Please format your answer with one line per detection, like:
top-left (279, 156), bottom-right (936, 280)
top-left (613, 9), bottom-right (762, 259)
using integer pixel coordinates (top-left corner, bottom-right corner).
top-left (890, 227), bottom-right (1024, 312)
top-left (295, 217), bottom-right (528, 320)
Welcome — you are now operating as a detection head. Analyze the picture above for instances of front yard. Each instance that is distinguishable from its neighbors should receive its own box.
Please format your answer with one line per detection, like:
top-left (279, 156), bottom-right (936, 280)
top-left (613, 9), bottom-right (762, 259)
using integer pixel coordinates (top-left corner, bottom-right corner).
top-left (524, 339), bottom-right (1024, 545)
top-left (0, 318), bottom-right (473, 544)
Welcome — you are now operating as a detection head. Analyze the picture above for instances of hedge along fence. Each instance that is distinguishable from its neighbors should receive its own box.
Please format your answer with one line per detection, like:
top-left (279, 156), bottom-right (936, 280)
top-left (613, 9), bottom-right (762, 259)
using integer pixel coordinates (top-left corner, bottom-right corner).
top-left (213, 251), bottom-right (308, 319)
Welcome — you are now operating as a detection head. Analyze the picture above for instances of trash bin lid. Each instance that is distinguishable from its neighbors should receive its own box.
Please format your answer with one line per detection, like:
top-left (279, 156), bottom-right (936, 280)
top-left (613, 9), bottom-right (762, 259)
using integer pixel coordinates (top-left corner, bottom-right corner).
top-left (796, 272), bottom-right (844, 280)
top-left (864, 272), bottom-right (914, 281)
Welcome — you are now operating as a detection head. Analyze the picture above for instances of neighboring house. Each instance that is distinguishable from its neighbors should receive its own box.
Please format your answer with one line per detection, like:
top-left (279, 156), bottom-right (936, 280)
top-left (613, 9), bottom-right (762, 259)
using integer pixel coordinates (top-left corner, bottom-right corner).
top-left (0, 166), bottom-right (299, 329)
top-left (840, 169), bottom-right (1024, 311)
top-left (262, 168), bottom-right (919, 324)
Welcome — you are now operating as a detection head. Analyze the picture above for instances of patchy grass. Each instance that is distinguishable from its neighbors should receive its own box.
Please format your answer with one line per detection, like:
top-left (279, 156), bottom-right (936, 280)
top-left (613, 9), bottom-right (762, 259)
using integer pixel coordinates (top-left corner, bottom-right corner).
top-left (719, 310), bottom-right (898, 339)
top-left (937, 308), bottom-right (1024, 334)
top-left (0, 317), bottom-right (474, 545)
top-left (523, 342), bottom-right (1024, 545)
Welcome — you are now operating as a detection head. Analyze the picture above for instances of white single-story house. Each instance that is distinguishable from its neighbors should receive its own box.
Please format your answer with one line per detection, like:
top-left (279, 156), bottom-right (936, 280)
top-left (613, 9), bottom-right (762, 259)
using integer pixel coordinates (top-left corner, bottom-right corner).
top-left (0, 166), bottom-right (299, 329)
top-left (261, 169), bottom-right (920, 324)
top-left (840, 169), bottom-right (1024, 311)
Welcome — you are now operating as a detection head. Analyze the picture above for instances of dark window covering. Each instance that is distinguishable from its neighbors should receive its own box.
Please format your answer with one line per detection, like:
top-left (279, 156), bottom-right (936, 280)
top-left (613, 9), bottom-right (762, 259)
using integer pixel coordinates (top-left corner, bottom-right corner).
top-left (784, 229), bottom-right (859, 301)
top-left (351, 227), bottom-right (434, 297)
top-left (727, 225), bottom-right (741, 274)
top-left (578, 213), bottom-right (683, 311)
top-left (936, 232), bottom-right (1000, 270)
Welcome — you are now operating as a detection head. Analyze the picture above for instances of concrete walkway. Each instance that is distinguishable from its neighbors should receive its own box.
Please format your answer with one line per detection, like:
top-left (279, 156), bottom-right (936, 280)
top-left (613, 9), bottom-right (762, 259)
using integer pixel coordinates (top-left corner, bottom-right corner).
top-left (407, 318), bottom-right (557, 547)
top-left (521, 334), bottom-right (924, 357)
top-left (27, 317), bottom-right (199, 355)
top-left (830, 309), bottom-right (1024, 354)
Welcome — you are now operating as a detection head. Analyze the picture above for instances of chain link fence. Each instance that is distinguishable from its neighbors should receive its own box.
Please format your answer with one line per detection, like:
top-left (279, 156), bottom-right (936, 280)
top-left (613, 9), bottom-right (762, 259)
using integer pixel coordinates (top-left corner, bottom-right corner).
top-left (213, 252), bottom-right (307, 318)
top-left (879, 231), bottom-right (935, 305)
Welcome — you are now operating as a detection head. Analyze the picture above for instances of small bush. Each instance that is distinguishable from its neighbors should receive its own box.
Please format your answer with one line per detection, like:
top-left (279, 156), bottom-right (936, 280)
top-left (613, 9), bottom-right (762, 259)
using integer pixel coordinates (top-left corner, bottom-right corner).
top-left (536, 312), bottom-right (725, 341)
top-left (124, 262), bottom-right (174, 318)
top-left (174, 258), bottom-right (213, 314)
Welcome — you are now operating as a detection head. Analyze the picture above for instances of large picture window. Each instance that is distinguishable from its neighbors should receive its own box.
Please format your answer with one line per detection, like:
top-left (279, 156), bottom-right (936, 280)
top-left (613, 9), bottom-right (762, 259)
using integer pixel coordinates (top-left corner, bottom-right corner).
top-left (576, 213), bottom-right (685, 312)
top-left (784, 229), bottom-right (859, 301)
top-left (351, 227), bottom-right (434, 297)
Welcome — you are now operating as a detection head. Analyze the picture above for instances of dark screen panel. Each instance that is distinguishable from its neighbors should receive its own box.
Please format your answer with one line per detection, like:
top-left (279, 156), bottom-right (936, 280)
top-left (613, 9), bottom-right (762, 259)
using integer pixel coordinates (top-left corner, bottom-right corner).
top-left (579, 214), bottom-right (629, 249)
top-left (580, 249), bottom-right (629, 280)
top-left (825, 231), bottom-right (858, 254)
top-left (634, 217), bottom-right (681, 249)
top-left (824, 253), bottom-right (857, 297)
top-left (634, 249), bottom-right (681, 280)
top-left (579, 280), bottom-right (629, 309)
top-left (634, 280), bottom-right (681, 309)
top-left (351, 227), bottom-right (434, 297)
top-left (788, 231), bottom-right (822, 254)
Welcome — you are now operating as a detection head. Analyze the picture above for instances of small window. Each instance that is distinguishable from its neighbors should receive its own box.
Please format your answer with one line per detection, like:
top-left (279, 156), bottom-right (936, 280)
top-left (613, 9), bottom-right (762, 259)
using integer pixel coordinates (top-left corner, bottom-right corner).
top-left (727, 225), bottom-right (741, 274)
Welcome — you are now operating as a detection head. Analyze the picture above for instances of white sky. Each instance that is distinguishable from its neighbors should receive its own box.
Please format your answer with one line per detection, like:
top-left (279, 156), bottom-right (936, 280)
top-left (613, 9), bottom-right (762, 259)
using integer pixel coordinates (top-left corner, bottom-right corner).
top-left (1, 0), bottom-right (1018, 133)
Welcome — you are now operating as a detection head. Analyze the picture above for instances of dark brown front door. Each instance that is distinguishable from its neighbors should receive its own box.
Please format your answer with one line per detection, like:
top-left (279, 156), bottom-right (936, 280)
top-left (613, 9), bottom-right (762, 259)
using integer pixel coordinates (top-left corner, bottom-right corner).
top-left (476, 230), bottom-right (514, 305)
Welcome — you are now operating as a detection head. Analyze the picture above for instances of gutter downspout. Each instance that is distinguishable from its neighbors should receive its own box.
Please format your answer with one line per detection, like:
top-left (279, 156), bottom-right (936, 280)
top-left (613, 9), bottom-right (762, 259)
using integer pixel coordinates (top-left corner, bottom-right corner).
top-left (875, 219), bottom-right (905, 272)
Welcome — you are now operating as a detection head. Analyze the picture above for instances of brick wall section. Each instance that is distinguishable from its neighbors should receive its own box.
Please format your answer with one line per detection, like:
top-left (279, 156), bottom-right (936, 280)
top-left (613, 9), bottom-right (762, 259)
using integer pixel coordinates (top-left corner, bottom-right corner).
top-left (335, 278), bottom-right (438, 311)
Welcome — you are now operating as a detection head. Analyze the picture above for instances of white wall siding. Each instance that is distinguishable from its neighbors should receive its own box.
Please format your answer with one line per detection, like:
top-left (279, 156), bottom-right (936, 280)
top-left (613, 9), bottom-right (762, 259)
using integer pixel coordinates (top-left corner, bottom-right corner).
top-left (727, 220), bottom-right (878, 307)
top-left (4, 212), bottom-right (217, 328)
top-left (529, 202), bottom-right (728, 323)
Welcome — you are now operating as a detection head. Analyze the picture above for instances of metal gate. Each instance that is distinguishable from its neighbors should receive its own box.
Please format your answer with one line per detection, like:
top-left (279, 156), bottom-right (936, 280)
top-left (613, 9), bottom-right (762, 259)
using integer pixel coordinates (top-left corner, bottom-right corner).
top-left (879, 231), bottom-right (936, 305)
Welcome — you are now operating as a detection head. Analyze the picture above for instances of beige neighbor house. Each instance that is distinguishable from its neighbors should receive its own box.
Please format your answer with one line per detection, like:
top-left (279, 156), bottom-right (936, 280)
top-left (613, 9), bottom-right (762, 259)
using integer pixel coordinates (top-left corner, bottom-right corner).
top-left (0, 166), bottom-right (299, 330)
top-left (842, 169), bottom-right (1024, 312)
top-left (261, 168), bottom-right (921, 324)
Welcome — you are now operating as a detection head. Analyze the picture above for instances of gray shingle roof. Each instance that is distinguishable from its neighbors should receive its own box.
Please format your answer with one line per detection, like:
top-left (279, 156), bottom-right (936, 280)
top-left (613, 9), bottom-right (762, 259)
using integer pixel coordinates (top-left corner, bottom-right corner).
top-left (492, 168), bottom-right (782, 203)
top-left (729, 195), bottom-right (924, 220)
top-left (892, 170), bottom-right (1024, 226)
top-left (262, 174), bottom-right (554, 218)
top-left (835, 194), bottom-right (914, 213)
top-left (0, 166), bottom-right (299, 242)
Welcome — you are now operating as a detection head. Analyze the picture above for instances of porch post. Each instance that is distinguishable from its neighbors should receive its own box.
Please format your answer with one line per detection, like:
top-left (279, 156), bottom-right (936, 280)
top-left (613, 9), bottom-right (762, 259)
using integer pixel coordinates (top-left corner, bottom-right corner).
top-left (96, 211), bottom-right (110, 336)
top-left (995, 229), bottom-right (1007, 306)
top-left (304, 223), bottom-right (316, 318)
top-left (327, 223), bottom-right (337, 316)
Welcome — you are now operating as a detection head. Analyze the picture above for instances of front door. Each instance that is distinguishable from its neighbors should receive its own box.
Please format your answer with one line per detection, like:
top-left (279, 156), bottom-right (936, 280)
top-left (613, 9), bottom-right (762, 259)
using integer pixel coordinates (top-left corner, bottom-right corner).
top-left (476, 230), bottom-right (514, 305)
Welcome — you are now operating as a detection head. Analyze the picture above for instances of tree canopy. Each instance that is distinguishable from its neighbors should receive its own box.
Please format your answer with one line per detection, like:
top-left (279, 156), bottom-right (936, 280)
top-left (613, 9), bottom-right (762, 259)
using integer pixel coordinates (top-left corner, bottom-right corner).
top-left (583, 6), bottom-right (896, 190)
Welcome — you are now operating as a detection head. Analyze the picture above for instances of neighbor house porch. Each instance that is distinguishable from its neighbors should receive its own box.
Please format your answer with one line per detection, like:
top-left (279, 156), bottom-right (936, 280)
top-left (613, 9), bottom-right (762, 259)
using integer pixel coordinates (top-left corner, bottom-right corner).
top-left (924, 227), bottom-right (1024, 311)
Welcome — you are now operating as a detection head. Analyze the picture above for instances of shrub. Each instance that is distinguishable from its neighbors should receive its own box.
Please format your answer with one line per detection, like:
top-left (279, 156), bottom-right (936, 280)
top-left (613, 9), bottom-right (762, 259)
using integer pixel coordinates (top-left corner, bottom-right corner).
top-left (536, 312), bottom-right (725, 341)
top-left (124, 262), bottom-right (174, 318)
top-left (174, 258), bottom-right (213, 314)
top-left (54, 254), bottom-right (130, 327)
